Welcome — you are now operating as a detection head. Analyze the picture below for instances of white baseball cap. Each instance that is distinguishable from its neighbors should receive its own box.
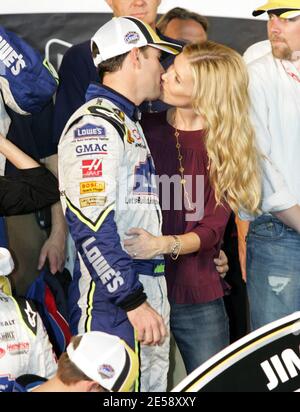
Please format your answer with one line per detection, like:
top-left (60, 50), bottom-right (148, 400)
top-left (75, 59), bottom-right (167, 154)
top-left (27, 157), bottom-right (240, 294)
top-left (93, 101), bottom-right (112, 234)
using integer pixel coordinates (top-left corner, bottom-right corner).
top-left (0, 247), bottom-right (14, 276)
top-left (253, 0), bottom-right (300, 18)
top-left (91, 16), bottom-right (182, 66)
top-left (66, 331), bottom-right (138, 392)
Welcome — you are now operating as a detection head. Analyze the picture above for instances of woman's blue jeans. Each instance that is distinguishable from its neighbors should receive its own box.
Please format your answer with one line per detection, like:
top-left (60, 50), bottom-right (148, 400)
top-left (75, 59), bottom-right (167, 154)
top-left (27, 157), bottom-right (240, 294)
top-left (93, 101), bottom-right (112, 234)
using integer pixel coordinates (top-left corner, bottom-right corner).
top-left (170, 298), bottom-right (229, 374)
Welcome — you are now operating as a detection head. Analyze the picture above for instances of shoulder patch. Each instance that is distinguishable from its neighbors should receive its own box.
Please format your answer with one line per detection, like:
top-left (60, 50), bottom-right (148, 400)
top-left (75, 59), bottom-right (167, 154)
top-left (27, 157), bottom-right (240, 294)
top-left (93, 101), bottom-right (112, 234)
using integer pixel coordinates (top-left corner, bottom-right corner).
top-left (73, 123), bottom-right (107, 139)
top-left (14, 297), bottom-right (38, 336)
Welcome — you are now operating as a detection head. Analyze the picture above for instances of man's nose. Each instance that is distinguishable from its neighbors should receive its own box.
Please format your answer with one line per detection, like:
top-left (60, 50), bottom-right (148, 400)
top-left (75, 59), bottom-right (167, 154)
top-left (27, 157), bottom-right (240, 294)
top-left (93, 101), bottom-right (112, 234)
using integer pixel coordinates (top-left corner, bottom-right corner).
top-left (133, 0), bottom-right (146, 6)
top-left (269, 15), bottom-right (282, 33)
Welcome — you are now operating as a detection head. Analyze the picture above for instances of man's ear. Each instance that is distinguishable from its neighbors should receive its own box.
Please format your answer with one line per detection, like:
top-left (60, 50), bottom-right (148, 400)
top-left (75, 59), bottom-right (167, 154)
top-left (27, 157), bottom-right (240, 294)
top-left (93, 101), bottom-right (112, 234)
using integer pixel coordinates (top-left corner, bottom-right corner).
top-left (85, 381), bottom-right (103, 392)
top-left (128, 48), bottom-right (142, 69)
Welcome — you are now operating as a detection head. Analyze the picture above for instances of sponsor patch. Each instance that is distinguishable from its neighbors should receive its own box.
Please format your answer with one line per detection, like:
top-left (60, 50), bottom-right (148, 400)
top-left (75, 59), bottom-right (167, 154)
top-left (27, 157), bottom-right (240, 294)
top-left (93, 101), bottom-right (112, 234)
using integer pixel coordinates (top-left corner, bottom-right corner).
top-left (80, 181), bottom-right (105, 194)
top-left (7, 342), bottom-right (30, 355)
top-left (82, 159), bottom-right (103, 178)
top-left (0, 319), bottom-right (15, 327)
top-left (0, 347), bottom-right (5, 359)
top-left (79, 196), bottom-right (107, 208)
top-left (0, 35), bottom-right (26, 75)
top-left (124, 31), bottom-right (140, 44)
top-left (98, 364), bottom-right (115, 379)
top-left (74, 123), bottom-right (106, 138)
top-left (0, 331), bottom-right (15, 342)
top-left (75, 143), bottom-right (108, 156)
top-left (126, 129), bottom-right (135, 145)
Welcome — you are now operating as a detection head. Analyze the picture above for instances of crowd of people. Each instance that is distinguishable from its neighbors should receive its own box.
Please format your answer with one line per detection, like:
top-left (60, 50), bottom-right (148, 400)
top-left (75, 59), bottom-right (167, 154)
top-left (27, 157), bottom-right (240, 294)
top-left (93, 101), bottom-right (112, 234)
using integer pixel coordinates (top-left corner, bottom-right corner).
top-left (0, 0), bottom-right (300, 392)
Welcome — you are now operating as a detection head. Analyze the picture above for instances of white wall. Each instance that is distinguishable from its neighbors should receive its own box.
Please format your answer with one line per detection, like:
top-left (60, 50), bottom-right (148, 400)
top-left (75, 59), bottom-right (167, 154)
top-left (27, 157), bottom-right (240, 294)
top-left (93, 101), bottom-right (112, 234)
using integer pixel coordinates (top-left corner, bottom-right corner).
top-left (1, 0), bottom-right (267, 19)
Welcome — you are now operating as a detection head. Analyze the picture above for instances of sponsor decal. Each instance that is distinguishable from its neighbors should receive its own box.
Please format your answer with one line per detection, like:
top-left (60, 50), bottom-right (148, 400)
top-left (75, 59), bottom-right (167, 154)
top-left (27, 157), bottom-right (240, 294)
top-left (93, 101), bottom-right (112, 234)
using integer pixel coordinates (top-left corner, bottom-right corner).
top-left (133, 155), bottom-right (158, 195)
top-left (24, 301), bottom-right (37, 328)
top-left (124, 31), bottom-right (140, 44)
top-left (82, 237), bottom-right (124, 293)
top-left (82, 159), bottom-right (103, 178)
top-left (75, 143), bottom-right (108, 156)
top-left (80, 196), bottom-right (107, 208)
top-left (7, 341), bottom-right (30, 355)
top-left (0, 35), bottom-right (26, 75)
top-left (74, 123), bottom-right (106, 138)
top-left (132, 129), bottom-right (142, 142)
top-left (0, 296), bottom-right (9, 302)
top-left (80, 181), bottom-right (105, 194)
top-left (0, 331), bottom-right (15, 342)
top-left (126, 129), bottom-right (135, 145)
top-left (0, 319), bottom-right (15, 327)
top-left (98, 364), bottom-right (115, 379)
top-left (0, 347), bottom-right (6, 359)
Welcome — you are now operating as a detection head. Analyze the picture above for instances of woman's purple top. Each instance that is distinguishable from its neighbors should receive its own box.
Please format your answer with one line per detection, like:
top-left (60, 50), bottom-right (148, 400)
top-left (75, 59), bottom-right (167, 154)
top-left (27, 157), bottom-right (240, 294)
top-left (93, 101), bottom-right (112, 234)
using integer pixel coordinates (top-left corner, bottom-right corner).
top-left (142, 111), bottom-right (230, 304)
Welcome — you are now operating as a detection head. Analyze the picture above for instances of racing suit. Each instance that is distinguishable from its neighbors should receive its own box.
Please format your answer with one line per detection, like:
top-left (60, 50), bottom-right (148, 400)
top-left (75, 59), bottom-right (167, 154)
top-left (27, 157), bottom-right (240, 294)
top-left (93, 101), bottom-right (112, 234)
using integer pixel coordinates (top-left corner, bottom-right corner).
top-left (58, 84), bottom-right (170, 392)
top-left (0, 291), bottom-right (57, 392)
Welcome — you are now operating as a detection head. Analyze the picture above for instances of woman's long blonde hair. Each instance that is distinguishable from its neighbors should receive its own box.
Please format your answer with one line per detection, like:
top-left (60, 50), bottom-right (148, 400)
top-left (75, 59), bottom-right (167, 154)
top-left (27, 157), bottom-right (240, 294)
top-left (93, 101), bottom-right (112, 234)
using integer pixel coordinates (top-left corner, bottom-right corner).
top-left (184, 41), bottom-right (261, 215)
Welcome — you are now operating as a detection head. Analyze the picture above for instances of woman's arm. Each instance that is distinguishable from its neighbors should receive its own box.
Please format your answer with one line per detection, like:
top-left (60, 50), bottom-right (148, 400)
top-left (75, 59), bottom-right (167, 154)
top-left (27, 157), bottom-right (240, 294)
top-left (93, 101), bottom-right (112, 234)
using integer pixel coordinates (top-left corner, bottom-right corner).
top-left (0, 133), bottom-right (41, 169)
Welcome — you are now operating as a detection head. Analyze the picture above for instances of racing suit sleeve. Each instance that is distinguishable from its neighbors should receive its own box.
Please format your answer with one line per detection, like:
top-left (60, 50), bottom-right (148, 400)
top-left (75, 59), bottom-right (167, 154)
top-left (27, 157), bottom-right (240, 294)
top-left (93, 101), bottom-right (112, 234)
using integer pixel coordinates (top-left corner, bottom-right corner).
top-left (29, 313), bottom-right (57, 379)
top-left (58, 115), bottom-right (146, 311)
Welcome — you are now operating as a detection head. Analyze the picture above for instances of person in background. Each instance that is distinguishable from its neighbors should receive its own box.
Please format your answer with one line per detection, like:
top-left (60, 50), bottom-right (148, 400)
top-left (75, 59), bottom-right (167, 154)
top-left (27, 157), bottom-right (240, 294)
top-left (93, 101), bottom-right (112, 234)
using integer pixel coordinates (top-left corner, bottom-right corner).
top-left (245, 0), bottom-right (300, 330)
top-left (14, 331), bottom-right (138, 392)
top-left (0, 248), bottom-right (57, 392)
top-left (125, 41), bottom-right (262, 374)
top-left (157, 6), bottom-right (208, 44)
top-left (0, 133), bottom-right (59, 216)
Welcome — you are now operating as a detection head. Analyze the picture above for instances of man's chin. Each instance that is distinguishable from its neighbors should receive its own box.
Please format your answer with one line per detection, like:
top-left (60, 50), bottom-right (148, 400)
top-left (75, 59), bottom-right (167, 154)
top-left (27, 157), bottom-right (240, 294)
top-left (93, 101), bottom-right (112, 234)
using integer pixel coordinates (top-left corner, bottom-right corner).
top-left (271, 44), bottom-right (292, 60)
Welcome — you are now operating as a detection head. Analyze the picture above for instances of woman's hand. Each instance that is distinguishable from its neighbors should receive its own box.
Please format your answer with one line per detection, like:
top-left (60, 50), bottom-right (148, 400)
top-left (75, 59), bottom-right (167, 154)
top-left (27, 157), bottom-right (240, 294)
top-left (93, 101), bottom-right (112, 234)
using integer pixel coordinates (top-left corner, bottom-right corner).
top-left (124, 228), bottom-right (167, 259)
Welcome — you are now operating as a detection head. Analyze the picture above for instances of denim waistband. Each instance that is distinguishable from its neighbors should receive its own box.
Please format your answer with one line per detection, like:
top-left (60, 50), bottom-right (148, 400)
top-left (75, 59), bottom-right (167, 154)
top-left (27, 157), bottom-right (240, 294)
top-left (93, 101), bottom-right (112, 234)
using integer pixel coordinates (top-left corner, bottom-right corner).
top-left (132, 259), bottom-right (165, 277)
top-left (250, 214), bottom-right (297, 232)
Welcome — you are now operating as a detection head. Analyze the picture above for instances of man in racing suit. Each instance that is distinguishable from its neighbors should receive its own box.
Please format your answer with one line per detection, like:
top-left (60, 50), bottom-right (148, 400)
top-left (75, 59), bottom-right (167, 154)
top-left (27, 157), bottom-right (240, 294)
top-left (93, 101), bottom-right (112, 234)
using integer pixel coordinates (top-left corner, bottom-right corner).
top-left (0, 291), bottom-right (57, 392)
top-left (58, 17), bottom-right (181, 392)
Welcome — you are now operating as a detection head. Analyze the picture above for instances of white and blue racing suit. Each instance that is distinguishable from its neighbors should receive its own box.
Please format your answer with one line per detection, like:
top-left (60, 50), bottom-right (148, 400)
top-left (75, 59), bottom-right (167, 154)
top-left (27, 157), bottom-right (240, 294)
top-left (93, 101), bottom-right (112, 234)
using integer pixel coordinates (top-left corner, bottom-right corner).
top-left (58, 84), bottom-right (170, 391)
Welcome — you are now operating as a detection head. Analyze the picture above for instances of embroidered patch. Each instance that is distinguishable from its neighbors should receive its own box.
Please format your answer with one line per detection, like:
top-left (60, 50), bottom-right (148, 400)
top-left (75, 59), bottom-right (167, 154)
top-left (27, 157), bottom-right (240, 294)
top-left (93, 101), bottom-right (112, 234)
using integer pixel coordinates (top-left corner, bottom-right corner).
top-left (98, 364), bottom-right (115, 379)
top-left (124, 31), bottom-right (140, 44)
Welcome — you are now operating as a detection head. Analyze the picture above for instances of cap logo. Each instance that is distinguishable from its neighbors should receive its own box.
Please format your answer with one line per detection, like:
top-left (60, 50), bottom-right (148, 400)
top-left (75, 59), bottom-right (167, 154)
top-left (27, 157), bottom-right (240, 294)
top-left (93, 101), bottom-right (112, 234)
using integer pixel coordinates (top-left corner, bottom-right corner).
top-left (98, 364), bottom-right (115, 379)
top-left (124, 31), bottom-right (140, 44)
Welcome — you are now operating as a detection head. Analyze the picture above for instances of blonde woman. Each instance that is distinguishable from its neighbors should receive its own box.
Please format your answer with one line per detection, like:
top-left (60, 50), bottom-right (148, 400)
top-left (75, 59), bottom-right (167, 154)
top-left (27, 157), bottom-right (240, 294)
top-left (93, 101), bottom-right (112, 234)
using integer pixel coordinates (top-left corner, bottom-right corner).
top-left (124, 41), bottom-right (261, 374)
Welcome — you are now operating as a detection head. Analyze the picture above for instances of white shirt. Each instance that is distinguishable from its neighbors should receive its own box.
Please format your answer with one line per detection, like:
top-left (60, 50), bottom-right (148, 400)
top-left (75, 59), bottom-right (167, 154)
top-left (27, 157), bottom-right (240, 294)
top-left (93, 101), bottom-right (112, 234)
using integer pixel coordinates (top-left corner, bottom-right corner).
top-left (243, 52), bottom-right (300, 219)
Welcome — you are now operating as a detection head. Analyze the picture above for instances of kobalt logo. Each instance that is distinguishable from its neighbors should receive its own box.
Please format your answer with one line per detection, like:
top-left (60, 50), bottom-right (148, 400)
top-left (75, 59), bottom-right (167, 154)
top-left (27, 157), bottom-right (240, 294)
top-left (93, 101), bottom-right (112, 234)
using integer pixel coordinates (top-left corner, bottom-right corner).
top-left (82, 159), bottom-right (103, 178)
top-left (76, 143), bottom-right (108, 156)
top-left (0, 36), bottom-right (26, 75)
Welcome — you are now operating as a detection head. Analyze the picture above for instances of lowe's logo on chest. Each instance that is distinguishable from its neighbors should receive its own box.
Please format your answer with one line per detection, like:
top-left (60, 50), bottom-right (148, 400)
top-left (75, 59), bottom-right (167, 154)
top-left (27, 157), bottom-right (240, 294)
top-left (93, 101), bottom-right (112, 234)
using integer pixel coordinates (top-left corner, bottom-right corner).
top-left (75, 143), bottom-right (108, 156)
top-left (74, 123), bottom-right (106, 138)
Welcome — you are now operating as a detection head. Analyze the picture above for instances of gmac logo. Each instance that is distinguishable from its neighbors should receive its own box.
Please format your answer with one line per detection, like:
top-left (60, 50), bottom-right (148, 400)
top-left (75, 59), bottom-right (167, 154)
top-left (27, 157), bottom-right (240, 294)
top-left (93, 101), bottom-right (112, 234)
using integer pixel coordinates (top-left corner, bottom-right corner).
top-left (76, 143), bottom-right (108, 156)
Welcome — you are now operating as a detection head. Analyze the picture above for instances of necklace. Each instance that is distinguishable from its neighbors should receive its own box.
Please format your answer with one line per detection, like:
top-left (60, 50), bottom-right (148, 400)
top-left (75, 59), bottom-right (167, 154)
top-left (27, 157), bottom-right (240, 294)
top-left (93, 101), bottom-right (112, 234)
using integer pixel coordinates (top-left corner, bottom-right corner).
top-left (174, 127), bottom-right (195, 212)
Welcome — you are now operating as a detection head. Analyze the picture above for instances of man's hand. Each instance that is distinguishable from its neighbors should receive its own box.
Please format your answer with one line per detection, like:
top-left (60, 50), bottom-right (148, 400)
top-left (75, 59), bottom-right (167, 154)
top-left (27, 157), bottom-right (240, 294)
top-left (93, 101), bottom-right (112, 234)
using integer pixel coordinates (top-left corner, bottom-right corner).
top-left (127, 301), bottom-right (167, 346)
top-left (214, 250), bottom-right (229, 279)
top-left (38, 230), bottom-right (66, 274)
